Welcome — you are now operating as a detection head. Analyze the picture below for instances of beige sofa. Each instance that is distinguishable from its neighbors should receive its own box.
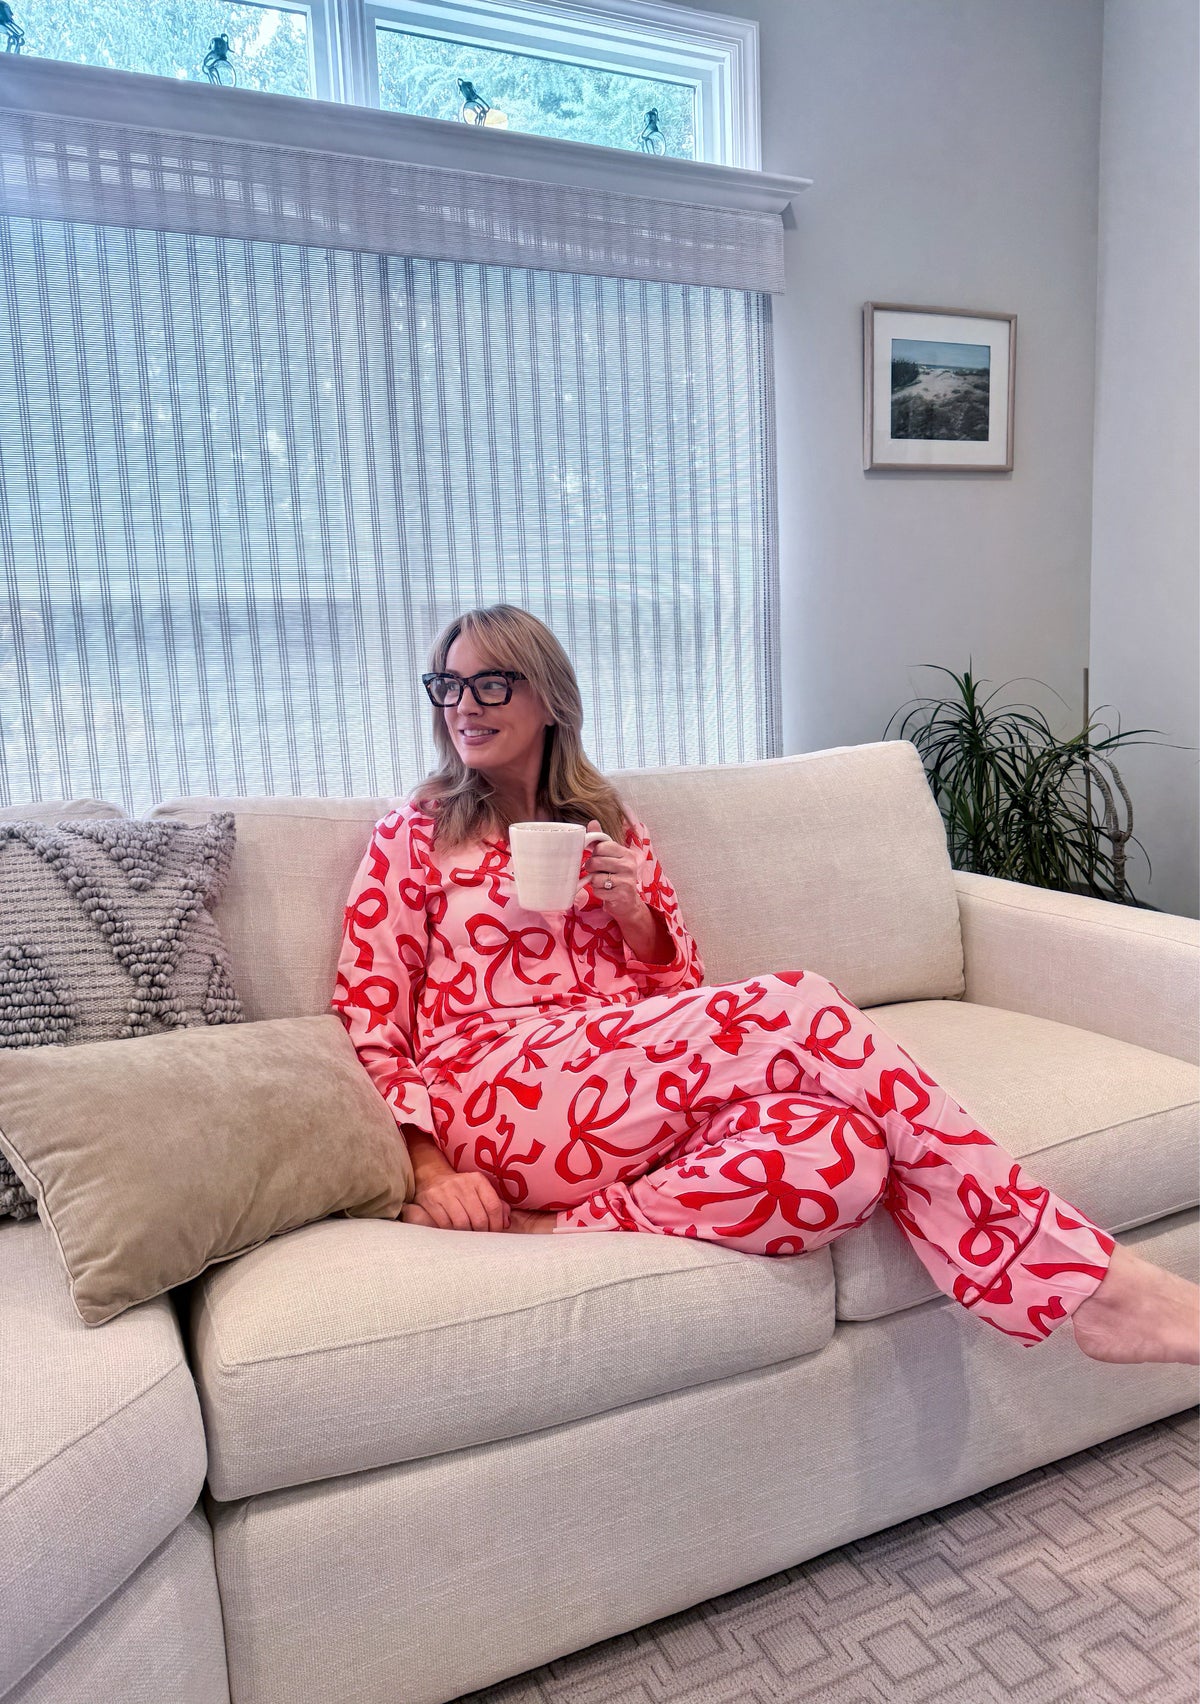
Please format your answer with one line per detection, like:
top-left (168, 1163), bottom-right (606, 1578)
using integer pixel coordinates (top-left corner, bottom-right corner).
top-left (3, 740), bottom-right (1197, 1704)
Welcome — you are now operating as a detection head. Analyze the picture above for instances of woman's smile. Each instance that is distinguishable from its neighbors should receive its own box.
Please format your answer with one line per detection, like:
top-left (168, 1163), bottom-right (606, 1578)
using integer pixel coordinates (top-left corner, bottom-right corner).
top-left (454, 718), bottom-right (512, 758)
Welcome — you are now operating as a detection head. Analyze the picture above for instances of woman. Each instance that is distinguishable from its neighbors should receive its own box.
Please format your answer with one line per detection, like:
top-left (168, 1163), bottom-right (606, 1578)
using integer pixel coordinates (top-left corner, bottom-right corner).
top-left (333, 604), bottom-right (1198, 1364)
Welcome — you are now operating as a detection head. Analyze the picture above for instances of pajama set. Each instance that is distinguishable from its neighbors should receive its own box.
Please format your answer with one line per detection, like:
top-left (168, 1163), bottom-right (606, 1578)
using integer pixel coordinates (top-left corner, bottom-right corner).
top-left (333, 801), bottom-right (1115, 1347)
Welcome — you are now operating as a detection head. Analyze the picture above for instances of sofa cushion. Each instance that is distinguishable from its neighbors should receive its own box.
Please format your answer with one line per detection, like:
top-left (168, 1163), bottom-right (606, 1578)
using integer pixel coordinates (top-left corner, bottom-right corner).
top-left (615, 741), bottom-right (964, 1004)
top-left (832, 999), bottom-right (1200, 1321)
top-left (0, 1015), bottom-right (413, 1326)
top-left (148, 796), bottom-right (395, 1022)
top-left (190, 1216), bottom-right (836, 1501)
top-left (0, 814), bottom-right (240, 1048)
top-left (0, 812), bottom-right (242, 1223)
top-left (0, 800), bottom-right (127, 823)
top-left (3, 1510), bottom-right (228, 1704)
top-left (0, 1219), bottom-right (207, 1694)
top-left (150, 740), bottom-right (964, 1023)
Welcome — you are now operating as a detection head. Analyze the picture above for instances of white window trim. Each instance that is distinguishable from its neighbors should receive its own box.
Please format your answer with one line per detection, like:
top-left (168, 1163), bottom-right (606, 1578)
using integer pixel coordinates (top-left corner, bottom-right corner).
top-left (357, 0), bottom-right (760, 168)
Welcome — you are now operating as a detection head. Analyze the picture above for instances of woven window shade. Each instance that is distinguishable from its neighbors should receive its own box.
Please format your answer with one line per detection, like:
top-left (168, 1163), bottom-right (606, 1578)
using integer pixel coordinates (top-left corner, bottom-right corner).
top-left (0, 103), bottom-right (785, 293)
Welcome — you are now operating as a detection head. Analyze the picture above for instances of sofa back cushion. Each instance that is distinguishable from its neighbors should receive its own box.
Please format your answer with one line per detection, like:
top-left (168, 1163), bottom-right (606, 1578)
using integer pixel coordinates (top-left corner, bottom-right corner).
top-left (148, 795), bottom-right (395, 1022)
top-left (0, 799), bottom-right (127, 822)
top-left (150, 740), bottom-right (964, 1021)
top-left (617, 742), bottom-right (963, 1005)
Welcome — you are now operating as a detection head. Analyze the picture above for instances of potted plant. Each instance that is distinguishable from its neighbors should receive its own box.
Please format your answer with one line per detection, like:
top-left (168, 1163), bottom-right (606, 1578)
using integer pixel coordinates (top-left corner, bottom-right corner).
top-left (884, 664), bottom-right (1171, 906)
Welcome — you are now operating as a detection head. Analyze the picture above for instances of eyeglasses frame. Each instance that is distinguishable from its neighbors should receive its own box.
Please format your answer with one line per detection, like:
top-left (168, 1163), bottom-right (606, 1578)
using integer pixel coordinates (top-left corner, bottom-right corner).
top-left (421, 669), bottom-right (528, 708)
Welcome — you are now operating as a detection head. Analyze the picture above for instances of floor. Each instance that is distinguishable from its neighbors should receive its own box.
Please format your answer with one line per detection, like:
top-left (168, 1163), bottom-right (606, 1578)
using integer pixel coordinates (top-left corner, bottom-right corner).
top-left (460, 1408), bottom-right (1199, 1704)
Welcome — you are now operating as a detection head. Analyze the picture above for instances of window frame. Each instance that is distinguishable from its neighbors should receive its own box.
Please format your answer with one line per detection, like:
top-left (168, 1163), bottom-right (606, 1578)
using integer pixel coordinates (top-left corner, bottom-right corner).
top-left (354, 0), bottom-right (759, 167)
top-left (13, 0), bottom-right (758, 168)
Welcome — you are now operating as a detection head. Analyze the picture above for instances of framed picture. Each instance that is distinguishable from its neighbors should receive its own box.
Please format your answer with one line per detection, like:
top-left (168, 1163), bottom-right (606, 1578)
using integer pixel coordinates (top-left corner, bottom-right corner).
top-left (863, 303), bottom-right (1016, 471)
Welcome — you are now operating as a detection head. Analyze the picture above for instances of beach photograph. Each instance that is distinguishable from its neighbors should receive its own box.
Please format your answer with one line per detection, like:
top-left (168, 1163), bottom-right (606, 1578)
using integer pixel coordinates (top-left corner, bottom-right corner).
top-left (890, 336), bottom-right (991, 440)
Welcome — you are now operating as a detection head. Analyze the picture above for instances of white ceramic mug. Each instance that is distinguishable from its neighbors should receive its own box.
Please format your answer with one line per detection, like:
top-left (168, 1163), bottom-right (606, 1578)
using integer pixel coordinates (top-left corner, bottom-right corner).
top-left (508, 822), bottom-right (607, 912)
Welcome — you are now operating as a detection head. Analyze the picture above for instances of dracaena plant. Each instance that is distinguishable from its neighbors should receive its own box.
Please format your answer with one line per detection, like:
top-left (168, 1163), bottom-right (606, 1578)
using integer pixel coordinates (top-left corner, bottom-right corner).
top-left (884, 664), bottom-right (1167, 904)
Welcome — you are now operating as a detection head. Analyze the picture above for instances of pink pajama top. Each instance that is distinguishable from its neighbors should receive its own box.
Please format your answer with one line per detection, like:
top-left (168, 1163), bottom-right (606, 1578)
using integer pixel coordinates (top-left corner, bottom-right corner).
top-left (332, 801), bottom-right (705, 1143)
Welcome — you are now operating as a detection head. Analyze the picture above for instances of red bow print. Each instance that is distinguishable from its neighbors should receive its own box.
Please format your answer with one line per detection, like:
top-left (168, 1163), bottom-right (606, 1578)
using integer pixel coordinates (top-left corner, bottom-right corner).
top-left (564, 907), bottom-right (627, 982)
top-left (343, 885), bottom-right (389, 970)
top-left (512, 1016), bottom-right (572, 1077)
top-left (704, 985), bottom-right (790, 1055)
top-left (763, 1048), bottom-right (824, 1094)
top-left (674, 1147), bottom-right (840, 1242)
top-left (562, 1005), bottom-right (690, 1074)
top-left (953, 1265), bottom-right (1014, 1309)
top-left (467, 915), bottom-right (557, 1004)
top-left (1026, 1293), bottom-right (1068, 1338)
top-left (333, 971), bottom-right (399, 1034)
top-left (955, 1172), bottom-right (1028, 1268)
top-left (472, 1115), bottom-right (546, 1205)
top-left (422, 958), bottom-right (478, 1029)
top-left (556, 1069), bottom-right (645, 1184)
top-left (800, 1004), bottom-right (876, 1071)
top-left (450, 843), bottom-right (511, 906)
top-left (462, 1057), bottom-right (544, 1125)
top-left (881, 1151), bottom-right (952, 1245)
top-left (1021, 1258), bottom-right (1110, 1285)
top-left (655, 1053), bottom-right (731, 1136)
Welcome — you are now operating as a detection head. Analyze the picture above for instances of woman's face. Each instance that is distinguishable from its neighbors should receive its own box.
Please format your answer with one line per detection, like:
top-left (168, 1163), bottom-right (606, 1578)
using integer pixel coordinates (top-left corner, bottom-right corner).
top-left (441, 632), bottom-right (552, 791)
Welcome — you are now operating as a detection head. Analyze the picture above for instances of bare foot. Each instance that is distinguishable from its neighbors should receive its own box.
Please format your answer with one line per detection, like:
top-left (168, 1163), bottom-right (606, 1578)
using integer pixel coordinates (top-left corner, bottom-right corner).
top-left (501, 1206), bottom-right (558, 1235)
top-left (1072, 1243), bottom-right (1200, 1365)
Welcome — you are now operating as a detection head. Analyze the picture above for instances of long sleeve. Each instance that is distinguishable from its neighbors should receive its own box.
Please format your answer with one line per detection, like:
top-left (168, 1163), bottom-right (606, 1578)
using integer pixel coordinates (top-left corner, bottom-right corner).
top-left (332, 807), bottom-right (437, 1139)
top-left (620, 818), bottom-right (705, 996)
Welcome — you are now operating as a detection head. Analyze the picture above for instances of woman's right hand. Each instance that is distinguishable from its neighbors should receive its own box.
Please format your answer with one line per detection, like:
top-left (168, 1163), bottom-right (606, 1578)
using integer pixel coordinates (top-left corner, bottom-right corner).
top-left (399, 1126), bottom-right (511, 1231)
top-left (402, 1170), bottom-right (511, 1232)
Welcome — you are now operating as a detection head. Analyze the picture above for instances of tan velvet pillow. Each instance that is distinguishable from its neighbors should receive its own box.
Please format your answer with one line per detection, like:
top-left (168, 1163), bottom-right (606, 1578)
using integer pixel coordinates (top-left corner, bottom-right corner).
top-left (0, 1014), bottom-right (414, 1325)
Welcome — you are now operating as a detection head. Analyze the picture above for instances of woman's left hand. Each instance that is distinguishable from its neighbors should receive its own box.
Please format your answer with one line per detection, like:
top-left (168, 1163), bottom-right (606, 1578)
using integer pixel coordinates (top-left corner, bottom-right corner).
top-left (576, 819), bottom-right (643, 923)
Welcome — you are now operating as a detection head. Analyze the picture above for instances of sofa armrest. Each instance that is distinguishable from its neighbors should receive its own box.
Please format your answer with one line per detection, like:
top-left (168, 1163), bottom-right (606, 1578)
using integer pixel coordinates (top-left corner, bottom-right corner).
top-left (954, 870), bottom-right (1200, 1064)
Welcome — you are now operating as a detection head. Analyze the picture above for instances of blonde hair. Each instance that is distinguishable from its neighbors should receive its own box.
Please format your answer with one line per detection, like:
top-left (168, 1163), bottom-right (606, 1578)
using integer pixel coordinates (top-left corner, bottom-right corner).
top-left (413, 605), bottom-right (629, 850)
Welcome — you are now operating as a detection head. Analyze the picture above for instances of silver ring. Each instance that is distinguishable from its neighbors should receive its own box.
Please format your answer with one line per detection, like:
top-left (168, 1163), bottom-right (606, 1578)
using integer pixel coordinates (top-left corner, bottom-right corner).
top-left (603, 877), bottom-right (613, 891)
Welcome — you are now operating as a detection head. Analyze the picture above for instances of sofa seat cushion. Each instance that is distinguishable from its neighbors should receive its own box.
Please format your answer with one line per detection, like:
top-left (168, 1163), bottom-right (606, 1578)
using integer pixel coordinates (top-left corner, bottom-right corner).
top-left (832, 999), bottom-right (1200, 1321)
top-left (0, 1219), bottom-right (207, 1695)
top-left (190, 1216), bottom-right (836, 1501)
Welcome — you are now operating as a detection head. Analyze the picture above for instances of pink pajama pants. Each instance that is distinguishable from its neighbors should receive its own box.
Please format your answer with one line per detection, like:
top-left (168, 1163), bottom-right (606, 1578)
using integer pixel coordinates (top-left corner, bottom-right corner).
top-left (427, 970), bottom-right (1115, 1347)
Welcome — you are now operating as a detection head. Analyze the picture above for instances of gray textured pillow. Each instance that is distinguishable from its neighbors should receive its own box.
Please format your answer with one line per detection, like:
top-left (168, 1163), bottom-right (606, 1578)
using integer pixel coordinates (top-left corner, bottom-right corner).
top-left (0, 814), bottom-right (242, 1220)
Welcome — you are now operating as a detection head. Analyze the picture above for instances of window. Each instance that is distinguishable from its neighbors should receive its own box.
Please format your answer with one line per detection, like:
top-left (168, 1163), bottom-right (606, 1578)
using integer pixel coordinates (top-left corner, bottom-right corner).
top-left (4, 0), bottom-right (759, 166)
top-left (0, 45), bottom-right (790, 811)
top-left (0, 226), bottom-right (777, 808)
top-left (6, 0), bottom-right (317, 98)
top-left (373, 27), bottom-right (698, 159)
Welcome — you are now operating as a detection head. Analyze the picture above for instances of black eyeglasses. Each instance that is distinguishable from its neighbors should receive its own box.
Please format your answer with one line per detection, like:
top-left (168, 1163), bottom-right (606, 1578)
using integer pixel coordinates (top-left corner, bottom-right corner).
top-left (422, 669), bottom-right (527, 707)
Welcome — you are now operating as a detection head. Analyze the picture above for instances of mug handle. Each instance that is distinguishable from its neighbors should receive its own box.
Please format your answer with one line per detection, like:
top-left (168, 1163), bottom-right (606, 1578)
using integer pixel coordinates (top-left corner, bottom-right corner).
top-left (577, 828), bottom-right (607, 895)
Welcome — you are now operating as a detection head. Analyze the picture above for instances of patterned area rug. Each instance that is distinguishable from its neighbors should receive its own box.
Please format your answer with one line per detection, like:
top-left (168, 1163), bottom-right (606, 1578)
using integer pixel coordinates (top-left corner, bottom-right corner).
top-left (461, 1410), bottom-right (1198, 1704)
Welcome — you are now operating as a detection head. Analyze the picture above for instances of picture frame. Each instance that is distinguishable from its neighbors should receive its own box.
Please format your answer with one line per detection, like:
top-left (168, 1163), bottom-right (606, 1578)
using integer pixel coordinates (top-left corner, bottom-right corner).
top-left (863, 303), bottom-right (1016, 472)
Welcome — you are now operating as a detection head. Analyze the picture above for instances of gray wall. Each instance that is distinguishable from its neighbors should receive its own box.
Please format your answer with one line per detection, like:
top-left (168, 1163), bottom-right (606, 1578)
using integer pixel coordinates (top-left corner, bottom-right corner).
top-left (1089, 0), bottom-right (1199, 918)
top-left (689, 0), bottom-right (1110, 852)
top-left (696, 0), bottom-right (1104, 750)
